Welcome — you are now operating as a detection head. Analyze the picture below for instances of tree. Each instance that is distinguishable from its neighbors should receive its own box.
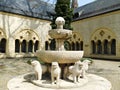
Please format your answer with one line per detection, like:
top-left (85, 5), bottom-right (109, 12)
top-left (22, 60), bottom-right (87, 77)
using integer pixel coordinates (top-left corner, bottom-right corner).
top-left (51, 0), bottom-right (73, 30)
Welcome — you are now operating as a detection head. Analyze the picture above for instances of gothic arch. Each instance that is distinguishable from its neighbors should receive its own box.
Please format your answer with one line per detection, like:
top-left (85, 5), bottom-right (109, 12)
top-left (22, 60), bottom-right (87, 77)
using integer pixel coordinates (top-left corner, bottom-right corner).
top-left (97, 40), bottom-right (102, 54)
top-left (67, 31), bottom-right (84, 51)
top-left (0, 28), bottom-right (7, 53)
top-left (14, 29), bottom-right (41, 53)
top-left (90, 27), bottom-right (116, 55)
top-left (71, 42), bottom-right (75, 50)
top-left (76, 41), bottom-right (80, 50)
top-left (34, 40), bottom-right (39, 52)
top-left (0, 38), bottom-right (6, 53)
top-left (14, 29), bottom-right (40, 42)
top-left (28, 40), bottom-right (33, 52)
top-left (111, 39), bottom-right (116, 55)
top-left (91, 27), bottom-right (116, 42)
top-left (15, 39), bottom-right (20, 53)
top-left (21, 40), bottom-right (27, 53)
top-left (71, 31), bottom-right (83, 42)
top-left (45, 41), bottom-right (49, 50)
top-left (64, 41), bottom-right (71, 50)
top-left (103, 39), bottom-right (109, 54)
top-left (80, 41), bottom-right (83, 50)
top-left (0, 28), bottom-right (7, 39)
top-left (91, 40), bottom-right (96, 54)
top-left (49, 39), bottom-right (56, 50)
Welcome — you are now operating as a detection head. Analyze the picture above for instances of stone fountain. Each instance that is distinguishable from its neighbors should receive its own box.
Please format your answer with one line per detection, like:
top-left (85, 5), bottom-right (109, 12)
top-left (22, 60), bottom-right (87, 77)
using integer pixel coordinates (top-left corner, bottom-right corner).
top-left (7, 17), bottom-right (111, 90)
top-left (35, 17), bottom-right (83, 64)
top-left (35, 17), bottom-right (84, 79)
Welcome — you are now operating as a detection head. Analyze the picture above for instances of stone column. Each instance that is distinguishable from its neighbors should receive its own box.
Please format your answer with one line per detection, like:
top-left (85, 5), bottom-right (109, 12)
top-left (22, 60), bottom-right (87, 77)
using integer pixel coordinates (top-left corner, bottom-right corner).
top-left (56, 39), bottom-right (65, 51)
top-left (102, 42), bottom-right (104, 54)
top-left (6, 37), bottom-right (15, 57)
top-left (108, 42), bottom-right (111, 54)
top-left (26, 42), bottom-right (28, 53)
top-left (33, 43), bottom-right (35, 53)
top-left (95, 42), bottom-right (97, 54)
top-left (19, 42), bottom-right (22, 53)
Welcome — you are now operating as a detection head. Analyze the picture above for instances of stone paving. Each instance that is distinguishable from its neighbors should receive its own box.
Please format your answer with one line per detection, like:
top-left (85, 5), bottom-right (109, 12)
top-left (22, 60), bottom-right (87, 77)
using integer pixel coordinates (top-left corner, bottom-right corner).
top-left (89, 59), bottom-right (120, 90)
top-left (0, 58), bottom-right (120, 90)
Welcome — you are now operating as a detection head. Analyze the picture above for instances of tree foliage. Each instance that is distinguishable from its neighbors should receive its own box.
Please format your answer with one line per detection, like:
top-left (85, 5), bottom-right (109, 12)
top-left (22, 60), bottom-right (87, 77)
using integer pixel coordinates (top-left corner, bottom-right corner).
top-left (51, 0), bottom-right (73, 30)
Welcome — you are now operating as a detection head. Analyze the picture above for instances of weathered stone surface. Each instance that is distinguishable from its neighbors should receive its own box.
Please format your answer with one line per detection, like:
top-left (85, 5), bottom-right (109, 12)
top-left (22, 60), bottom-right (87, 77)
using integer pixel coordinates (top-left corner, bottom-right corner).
top-left (7, 73), bottom-right (111, 90)
top-left (35, 51), bottom-right (84, 63)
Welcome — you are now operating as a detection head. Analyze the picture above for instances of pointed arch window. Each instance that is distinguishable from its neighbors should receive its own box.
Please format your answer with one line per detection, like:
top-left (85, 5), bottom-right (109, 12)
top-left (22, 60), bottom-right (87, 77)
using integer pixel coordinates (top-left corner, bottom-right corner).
top-left (21, 40), bottom-right (27, 53)
top-left (34, 40), bottom-right (39, 52)
top-left (45, 41), bottom-right (49, 50)
top-left (71, 42), bottom-right (75, 50)
top-left (111, 39), bottom-right (116, 55)
top-left (64, 41), bottom-right (71, 50)
top-left (28, 40), bottom-right (33, 52)
top-left (80, 41), bottom-right (83, 50)
top-left (76, 41), bottom-right (80, 50)
top-left (15, 39), bottom-right (20, 53)
top-left (0, 38), bottom-right (6, 53)
top-left (104, 40), bottom-right (109, 54)
top-left (50, 39), bottom-right (56, 50)
top-left (91, 40), bottom-right (96, 54)
top-left (97, 40), bottom-right (102, 54)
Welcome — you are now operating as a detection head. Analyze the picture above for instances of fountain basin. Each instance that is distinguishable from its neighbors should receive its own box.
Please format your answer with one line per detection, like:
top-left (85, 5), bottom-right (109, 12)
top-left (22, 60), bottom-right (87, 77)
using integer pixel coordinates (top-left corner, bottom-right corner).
top-left (35, 50), bottom-right (84, 64)
top-left (49, 29), bottom-right (72, 39)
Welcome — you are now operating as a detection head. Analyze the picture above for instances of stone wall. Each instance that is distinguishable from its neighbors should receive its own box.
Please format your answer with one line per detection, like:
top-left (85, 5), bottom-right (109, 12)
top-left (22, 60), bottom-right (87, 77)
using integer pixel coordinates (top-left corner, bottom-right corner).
top-left (0, 12), bottom-right (51, 58)
top-left (0, 10), bottom-right (120, 59)
top-left (72, 10), bottom-right (120, 59)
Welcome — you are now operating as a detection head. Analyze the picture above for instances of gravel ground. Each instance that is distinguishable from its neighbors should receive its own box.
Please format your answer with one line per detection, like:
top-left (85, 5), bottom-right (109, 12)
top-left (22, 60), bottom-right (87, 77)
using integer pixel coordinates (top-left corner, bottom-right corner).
top-left (0, 58), bottom-right (120, 90)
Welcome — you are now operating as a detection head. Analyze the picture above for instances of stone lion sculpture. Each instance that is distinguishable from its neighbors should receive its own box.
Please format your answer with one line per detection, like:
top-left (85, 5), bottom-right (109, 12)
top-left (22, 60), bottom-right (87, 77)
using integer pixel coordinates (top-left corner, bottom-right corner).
top-left (80, 59), bottom-right (91, 78)
top-left (69, 61), bottom-right (83, 83)
top-left (31, 60), bottom-right (42, 80)
top-left (51, 62), bottom-right (61, 85)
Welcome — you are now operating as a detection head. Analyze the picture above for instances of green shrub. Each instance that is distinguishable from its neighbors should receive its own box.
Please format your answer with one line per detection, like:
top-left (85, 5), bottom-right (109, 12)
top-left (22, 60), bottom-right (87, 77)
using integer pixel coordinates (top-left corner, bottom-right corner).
top-left (80, 58), bottom-right (93, 64)
top-left (27, 58), bottom-right (45, 65)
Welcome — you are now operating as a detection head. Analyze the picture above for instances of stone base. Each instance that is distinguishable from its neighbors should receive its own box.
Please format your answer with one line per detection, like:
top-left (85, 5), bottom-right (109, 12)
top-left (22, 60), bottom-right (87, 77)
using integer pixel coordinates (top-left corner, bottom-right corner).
top-left (7, 73), bottom-right (111, 90)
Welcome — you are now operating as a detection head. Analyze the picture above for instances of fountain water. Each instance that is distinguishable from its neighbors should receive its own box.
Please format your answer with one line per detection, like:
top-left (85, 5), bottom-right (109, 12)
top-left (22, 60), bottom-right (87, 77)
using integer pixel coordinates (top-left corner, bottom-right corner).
top-left (7, 17), bottom-right (111, 90)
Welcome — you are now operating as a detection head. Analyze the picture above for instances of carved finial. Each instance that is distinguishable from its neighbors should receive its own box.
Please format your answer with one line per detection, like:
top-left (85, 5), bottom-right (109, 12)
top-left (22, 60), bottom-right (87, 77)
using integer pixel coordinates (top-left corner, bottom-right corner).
top-left (55, 17), bottom-right (65, 29)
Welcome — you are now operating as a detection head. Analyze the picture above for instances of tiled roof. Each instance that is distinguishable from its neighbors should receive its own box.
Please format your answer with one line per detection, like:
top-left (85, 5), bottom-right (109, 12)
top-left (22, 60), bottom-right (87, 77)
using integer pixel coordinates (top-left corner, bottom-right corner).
top-left (0, 0), bottom-right (55, 20)
top-left (73, 0), bottom-right (120, 20)
top-left (0, 0), bottom-right (119, 21)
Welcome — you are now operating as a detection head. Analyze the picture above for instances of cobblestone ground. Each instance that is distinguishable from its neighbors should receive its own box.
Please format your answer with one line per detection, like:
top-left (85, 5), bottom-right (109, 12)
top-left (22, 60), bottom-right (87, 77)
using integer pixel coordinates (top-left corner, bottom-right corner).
top-left (0, 58), bottom-right (120, 90)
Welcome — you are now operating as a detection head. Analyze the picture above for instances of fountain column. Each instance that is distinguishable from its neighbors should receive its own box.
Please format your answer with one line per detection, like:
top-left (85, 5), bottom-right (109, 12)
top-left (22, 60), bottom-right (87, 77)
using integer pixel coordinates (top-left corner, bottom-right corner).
top-left (55, 17), bottom-right (66, 51)
top-left (49, 17), bottom-right (72, 51)
top-left (49, 17), bottom-right (73, 78)
top-left (56, 39), bottom-right (65, 51)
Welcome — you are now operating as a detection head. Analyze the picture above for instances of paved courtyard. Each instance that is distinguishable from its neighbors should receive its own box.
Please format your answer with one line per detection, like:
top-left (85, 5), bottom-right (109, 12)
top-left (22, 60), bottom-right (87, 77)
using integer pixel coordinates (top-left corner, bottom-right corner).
top-left (0, 58), bottom-right (120, 90)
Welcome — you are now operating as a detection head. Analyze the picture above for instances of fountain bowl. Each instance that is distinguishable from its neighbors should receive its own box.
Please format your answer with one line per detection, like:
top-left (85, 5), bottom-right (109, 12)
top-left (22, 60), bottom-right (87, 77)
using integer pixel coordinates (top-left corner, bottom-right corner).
top-left (49, 29), bottom-right (72, 39)
top-left (35, 50), bottom-right (84, 64)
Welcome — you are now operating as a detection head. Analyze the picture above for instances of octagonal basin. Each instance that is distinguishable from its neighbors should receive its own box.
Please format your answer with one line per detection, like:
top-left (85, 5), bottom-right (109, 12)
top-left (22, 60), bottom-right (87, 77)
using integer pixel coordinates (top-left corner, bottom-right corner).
top-left (35, 50), bottom-right (84, 64)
